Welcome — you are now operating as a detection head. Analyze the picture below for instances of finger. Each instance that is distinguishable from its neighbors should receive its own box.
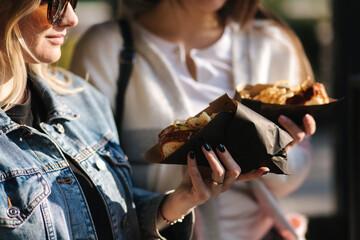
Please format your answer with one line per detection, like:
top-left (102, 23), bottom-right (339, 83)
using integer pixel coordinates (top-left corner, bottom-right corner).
top-left (216, 144), bottom-right (241, 186)
top-left (186, 151), bottom-right (210, 201)
top-left (302, 114), bottom-right (316, 135)
top-left (278, 115), bottom-right (305, 145)
top-left (237, 167), bottom-right (270, 182)
top-left (202, 142), bottom-right (225, 184)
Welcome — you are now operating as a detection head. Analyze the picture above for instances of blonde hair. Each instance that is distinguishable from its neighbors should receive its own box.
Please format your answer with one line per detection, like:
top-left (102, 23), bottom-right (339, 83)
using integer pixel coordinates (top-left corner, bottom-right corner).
top-left (120, 0), bottom-right (314, 82)
top-left (0, 0), bottom-right (80, 111)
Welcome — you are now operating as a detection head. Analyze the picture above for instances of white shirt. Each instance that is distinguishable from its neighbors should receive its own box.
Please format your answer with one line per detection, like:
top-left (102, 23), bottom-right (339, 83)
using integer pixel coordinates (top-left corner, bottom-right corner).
top-left (139, 24), bottom-right (234, 115)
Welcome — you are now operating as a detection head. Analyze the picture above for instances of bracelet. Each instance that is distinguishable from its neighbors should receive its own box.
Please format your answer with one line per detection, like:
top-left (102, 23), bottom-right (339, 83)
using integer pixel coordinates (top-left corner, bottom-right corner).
top-left (159, 208), bottom-right (185, 225)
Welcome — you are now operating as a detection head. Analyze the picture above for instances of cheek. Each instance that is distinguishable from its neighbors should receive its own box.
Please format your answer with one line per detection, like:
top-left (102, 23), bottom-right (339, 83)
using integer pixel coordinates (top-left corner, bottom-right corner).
top-left (25, 36), bottom-right (63, 64)
top-left (36, 6), bottom-right (51, 28)
top-left (19, 7), bottom-right (57, 63)
top-left (19, 6), bottom-right (51, 41)
top-left (20, 6), bottom-right (49, 33)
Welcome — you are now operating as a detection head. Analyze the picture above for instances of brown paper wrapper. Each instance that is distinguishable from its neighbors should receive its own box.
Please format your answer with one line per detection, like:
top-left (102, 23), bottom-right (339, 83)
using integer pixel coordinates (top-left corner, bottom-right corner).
top-left (234, 83), bottom-right (342, 127)
top-left (142, 94), bottom-right (293, 174)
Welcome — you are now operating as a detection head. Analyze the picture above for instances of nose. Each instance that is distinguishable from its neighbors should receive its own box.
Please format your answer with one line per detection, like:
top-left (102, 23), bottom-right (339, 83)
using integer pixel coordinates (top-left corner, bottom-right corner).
top-left (59, 3), bottom-right (78, 28)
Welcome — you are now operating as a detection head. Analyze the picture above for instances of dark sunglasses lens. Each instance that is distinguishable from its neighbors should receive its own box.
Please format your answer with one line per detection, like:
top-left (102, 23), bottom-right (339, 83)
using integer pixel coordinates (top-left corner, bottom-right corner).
top-left (53, 0), bottom-right (64, 19)
top-left (48, 0), bottom-right (67, 24)
top-left (70, 0), bottom-right (78, 10)
top-left (47, 0), bottom-right (77, 25)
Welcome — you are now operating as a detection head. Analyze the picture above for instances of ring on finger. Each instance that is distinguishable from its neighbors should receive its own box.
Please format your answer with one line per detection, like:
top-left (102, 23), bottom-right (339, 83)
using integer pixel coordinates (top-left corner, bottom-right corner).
top-left (212, 178), bottom-right (224, 186)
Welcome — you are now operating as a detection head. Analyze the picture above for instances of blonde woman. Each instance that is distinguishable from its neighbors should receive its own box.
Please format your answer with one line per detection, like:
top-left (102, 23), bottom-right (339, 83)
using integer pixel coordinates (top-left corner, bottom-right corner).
top-left (71, 0), bottom-right (317, 239)
top-left (0, 1), bottom-right (267, 239)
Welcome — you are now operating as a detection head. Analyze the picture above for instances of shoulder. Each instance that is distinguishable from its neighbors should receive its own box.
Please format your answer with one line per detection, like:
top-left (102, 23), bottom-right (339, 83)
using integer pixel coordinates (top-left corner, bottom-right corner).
top-left (231, 20), bottom-right (294, 49)
top-left (71, 20), bottom-right (125, 76)
top-left (53, 71), bottom-right (119, 140)
top-left (58, 71), bottom-right (115, 125)
top-left (54, 70), bottom-right (110, 106)
top-left (70, 71), bottom-right (108, 101)
top-left (76, 19), bottom-right (124, 50)
top-left (253, 20), bottom-right (293, 46)
top-left (251, 20), bottom-right (295, 54)
top-left (83, 20), bottom-right (120, 39)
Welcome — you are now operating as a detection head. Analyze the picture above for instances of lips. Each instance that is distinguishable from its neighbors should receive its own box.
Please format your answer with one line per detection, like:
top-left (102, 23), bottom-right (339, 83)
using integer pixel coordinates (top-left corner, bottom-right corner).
top-left (46, 34), bottom-right (65, 45)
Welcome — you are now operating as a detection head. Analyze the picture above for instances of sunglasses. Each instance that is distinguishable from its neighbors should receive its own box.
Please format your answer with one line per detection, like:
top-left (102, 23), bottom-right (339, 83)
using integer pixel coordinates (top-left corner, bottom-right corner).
top-left (41, 0), bottom-right (78, 25)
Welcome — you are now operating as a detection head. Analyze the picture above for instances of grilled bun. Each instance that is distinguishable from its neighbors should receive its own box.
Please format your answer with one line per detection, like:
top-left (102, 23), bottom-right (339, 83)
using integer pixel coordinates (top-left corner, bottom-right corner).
top-left (158, 125), bottom-right (198, 159)
top-left (158, 112), bottom-right (215, 160)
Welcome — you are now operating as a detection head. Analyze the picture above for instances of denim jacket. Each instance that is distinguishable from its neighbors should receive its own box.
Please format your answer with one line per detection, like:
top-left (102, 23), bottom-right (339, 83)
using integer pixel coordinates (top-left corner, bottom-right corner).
top-left (0, 72), bottom-right (192, 240)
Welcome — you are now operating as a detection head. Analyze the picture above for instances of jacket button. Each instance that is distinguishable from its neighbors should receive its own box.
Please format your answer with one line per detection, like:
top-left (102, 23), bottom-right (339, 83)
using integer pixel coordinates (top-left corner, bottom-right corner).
top-left (121, 215), bottom-right (129, 228)
top-left (55, 123), bottom-right (65, 134)
top-left (95, 159), bottom-right (107, 171)
top-left (7, 206), bottom-right (20, 218)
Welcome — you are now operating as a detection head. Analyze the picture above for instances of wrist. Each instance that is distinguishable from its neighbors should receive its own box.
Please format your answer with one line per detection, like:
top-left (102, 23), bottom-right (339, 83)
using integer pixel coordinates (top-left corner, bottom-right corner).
top-left (159, 206), bottom-right (185, 225)
top-left (159, 192), bottom-right (193, 224)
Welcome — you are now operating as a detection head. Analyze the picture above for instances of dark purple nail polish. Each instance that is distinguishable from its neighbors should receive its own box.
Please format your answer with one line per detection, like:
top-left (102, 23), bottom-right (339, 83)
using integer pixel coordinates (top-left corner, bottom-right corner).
top-left (217, 144), bottom-right (225, 153)
top-left (203, 142), bottom-right (211, 151)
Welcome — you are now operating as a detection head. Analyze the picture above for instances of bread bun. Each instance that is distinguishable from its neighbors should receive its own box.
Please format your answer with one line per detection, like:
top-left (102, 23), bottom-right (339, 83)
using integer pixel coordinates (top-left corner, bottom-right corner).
top-left (158, 112), bottom-right (214, 160)
top-left (158, 126), bottom-right (193, 159)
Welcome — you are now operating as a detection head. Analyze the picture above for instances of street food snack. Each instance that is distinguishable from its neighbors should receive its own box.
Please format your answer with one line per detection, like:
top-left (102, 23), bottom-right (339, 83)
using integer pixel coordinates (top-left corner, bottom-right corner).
top-left (234, 79), bottom-right (338, 127)
top-left (158, 112), bottom-right (216, 160)
top-left (143, 94), bottom-right (293, 174)
top-left (237, 78), bottom-right (330, 106)
top-left (285, 83), bottom-right (330, 106)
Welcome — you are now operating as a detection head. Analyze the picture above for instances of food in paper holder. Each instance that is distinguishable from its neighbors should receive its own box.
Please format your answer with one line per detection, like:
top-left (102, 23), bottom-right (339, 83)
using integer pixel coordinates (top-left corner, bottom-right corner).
top-left (234, 79), bottom-right (339, 126)
top-left (143, 94), bottom-right (293, 174)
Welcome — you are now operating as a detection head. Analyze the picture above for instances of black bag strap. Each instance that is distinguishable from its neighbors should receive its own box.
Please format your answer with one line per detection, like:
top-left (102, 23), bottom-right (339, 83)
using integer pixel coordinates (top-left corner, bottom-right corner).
top-left (115, 18), bottom-right (135, 133)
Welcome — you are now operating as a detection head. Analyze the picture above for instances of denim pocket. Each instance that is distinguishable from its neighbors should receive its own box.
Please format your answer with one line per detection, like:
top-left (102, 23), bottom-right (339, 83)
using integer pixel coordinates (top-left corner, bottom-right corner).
top-left (97, 140), bottom-right (131, 170)
top-left (0, 171), bottom-right (51, 228)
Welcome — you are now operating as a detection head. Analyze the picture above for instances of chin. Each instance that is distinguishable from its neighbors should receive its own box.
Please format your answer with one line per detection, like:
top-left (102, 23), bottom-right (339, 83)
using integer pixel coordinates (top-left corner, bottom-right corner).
top-left (25, 50), bottom-right (62, 64)
top-left (39, 52), bottom-right (62, 64)
top-left (195, 0), bottom-right (227, 11)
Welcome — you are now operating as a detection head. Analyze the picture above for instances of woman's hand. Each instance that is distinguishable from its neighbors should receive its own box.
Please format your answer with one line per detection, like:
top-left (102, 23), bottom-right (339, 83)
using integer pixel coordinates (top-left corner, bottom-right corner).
top-left (278, 113), bottom-right (316, 152)
top-left (157, 143), bottom-right (269, 228)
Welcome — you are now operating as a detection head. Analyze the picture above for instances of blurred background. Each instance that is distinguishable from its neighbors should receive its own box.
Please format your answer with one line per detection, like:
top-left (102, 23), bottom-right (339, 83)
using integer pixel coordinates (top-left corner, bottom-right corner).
top-left (56, 0), bottom-right (360, 239)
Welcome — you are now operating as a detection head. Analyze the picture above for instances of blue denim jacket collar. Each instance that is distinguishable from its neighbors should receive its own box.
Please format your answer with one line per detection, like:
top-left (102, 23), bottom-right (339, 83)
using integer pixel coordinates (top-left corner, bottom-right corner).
top-left (0, 74), bottom-right (78, 136)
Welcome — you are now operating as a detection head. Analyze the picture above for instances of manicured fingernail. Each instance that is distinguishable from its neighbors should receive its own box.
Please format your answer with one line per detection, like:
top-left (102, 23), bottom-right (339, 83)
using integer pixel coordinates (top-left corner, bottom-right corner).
top-left (189, 151), bottom-right (195, 159)
top-left (203, 142), bottom-right (211, 151)
top-left (263, 171), bottom-right (270, 176)
top-left (217, 144), bottom-right (225, 153)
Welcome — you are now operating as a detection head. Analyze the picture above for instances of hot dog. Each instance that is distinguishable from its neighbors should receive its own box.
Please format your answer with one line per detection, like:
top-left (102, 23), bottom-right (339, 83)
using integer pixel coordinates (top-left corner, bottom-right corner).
top-left (158, 112), bottom-right (215, 160)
